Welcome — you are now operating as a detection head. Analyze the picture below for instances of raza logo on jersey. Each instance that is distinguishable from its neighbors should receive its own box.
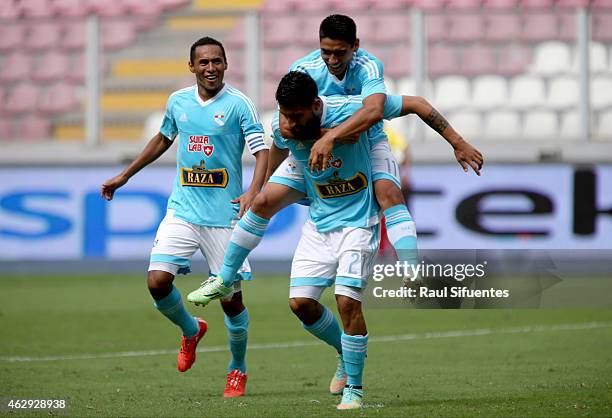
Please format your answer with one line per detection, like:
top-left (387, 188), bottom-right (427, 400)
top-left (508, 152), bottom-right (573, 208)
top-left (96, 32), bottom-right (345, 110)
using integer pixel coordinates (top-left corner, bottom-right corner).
top-left (315, 171), bottom-right (367, 199)
top-left (180, 160), bottom-right (228, 188)
top-left (188, 135), bottom-right (214, 157)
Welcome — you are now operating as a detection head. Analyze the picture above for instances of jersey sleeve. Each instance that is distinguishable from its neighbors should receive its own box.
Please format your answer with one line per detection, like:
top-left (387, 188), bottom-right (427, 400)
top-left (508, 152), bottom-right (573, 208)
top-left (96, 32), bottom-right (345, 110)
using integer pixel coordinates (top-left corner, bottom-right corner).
top-left (237, 96), bottom-right (267, 155)
top-left (356, 57), bottom-right (387, 98)
top-left (159, 95), bottom-right (178, 141)
top-left (382, 94), bottom-right (403, 120)
top-left (271, 112), bottom-right (289, 150)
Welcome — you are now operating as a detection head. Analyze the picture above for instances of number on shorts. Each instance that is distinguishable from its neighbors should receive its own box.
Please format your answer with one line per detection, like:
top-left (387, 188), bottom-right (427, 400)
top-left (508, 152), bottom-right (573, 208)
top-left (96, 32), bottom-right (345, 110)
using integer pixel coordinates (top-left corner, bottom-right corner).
top-left (386, 158), bottom-right (399, 178)
top-left (347, 251), bottom-right (361, 275)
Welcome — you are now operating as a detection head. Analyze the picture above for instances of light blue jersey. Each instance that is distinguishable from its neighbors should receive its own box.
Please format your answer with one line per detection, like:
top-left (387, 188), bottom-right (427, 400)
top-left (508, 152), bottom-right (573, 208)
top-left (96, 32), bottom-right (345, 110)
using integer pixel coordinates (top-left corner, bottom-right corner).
top-left (270, 94), bottom-right (402, 232)
top-left (160, 84), bottom-right (266, 227)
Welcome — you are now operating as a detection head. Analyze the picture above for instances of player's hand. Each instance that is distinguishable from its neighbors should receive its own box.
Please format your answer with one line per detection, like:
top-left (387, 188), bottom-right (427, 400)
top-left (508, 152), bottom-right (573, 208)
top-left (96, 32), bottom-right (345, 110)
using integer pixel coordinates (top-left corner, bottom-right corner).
top-left (101, 174), bottom-right (128, 201)
top-left (453, 139), bottom-right (484, 176)
top-left (231, 190), bottom-right (257, 218)
top-left (309, 132), bottom-right (335, 171)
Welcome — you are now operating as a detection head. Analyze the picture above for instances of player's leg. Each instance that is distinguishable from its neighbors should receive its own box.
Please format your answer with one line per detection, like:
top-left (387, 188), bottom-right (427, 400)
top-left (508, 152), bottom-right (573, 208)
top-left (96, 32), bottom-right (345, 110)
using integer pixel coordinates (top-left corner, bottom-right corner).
top-left (332, 225), bottom-right (380, 409)
top-left (187, 157), bottom-right (306, 305)
top-left (149, 210), bottom-right (207, 372)
top-left (371, 141), bottom-right (418, 271)
top-left (288, 220), bottom-right (345, 394)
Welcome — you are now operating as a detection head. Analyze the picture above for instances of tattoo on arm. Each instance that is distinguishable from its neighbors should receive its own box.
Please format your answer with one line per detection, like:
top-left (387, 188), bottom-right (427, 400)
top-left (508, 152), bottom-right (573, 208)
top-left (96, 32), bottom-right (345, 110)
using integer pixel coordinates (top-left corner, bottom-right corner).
top-left (425, 109), bottom-right (449, 134)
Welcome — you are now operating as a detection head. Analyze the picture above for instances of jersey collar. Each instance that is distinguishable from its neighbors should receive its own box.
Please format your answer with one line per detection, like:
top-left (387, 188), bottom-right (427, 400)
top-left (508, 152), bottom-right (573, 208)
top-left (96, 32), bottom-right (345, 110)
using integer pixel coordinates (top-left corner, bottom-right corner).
top-left (194, 83), bottom-right (227, 107)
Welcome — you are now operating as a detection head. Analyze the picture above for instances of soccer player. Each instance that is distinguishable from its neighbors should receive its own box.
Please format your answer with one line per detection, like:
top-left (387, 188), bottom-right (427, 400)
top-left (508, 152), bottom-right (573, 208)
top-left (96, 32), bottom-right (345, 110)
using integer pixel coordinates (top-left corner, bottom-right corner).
top-left (188, 71), bottom-right (483, 408)
top-left (100, 37), bottom-right (268, 398)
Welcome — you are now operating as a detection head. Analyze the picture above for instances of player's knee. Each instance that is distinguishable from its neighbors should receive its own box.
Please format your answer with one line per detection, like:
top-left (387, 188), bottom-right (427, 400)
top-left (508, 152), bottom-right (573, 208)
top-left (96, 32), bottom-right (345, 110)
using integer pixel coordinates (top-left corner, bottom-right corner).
top-left (220, 292), bottom-right (245, 316)
top-left (288, 297), bottom-right (318, 319)
top-left (147, 270), bottom-right (173, 291)
top-left (375, 180), bottom-right (404, 210)
top-left (251, 192), bottom-right (274, 218)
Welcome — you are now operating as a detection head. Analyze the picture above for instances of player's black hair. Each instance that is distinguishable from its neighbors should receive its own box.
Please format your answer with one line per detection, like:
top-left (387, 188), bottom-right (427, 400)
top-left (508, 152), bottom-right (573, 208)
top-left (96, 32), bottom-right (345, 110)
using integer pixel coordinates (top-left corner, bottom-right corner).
top-left (319, 14), bottom-right (357, 45)
top-left (276, 71), bottom-right (319, 108)
top-left (190, 36), bottom-right (227, 64)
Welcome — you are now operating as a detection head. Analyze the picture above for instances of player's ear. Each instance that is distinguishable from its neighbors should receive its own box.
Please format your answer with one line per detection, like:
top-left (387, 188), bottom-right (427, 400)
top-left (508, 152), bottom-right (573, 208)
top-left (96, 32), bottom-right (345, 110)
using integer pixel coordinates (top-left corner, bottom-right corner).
top-left (313, 97), bottom-right (323, 112)
top-left (353, 38), bottom-right (360, 51)
top-left (188, 60), bottom-right (195, 74)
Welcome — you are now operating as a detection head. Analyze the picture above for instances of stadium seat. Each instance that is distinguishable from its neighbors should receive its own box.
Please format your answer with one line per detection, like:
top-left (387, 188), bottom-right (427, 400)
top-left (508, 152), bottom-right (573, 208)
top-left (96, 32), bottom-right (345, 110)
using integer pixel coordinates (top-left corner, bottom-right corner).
top-left (0, 0), bottom-right (20, 19)
top-left (436, 110), bottom-right (482, 140)
top-left (595, 109), bottom-right (612, 139)
top-left (482, 0), bottom-right (518, 8)
top-left (508, 75), bottom-right (546, 108)
top-left (396, 76), bottom-right (434, 96)
top-left (447, 0), bottom-right (482, 8)
top-left (88, 0), bottom-right (129, 17)
top-left (33, 52), bottom-right (70, 82)
top-left (448, 15), bottom-right (485, 42)
top-left (293, 0), bottom-right (334, 11)
top-left (428, 45), bottom-right (459, 76)
top-left (426, 14), bottom-right (447, 42)
top-left (484, 14), bottom-right (521, 42)
top-left (51, 0), bottom-right (89, 17)
top-left (273, 47), bottom-right (311, 77)
top-left (0, 24), bottom-right (26, 52)
top-left (592, 0), bottom-right (612, 8)
top-left (25, 23), bottom-right (62, 51)
top-left (591, 76), bottom-right (612, 109)
top-left (570, 42), bottom-right (608, 73)
top-left (332, 0), bottom-right (372, 11)
top-left (373, 15), bottom-right (409, 43)
top-left (263, 16), bottom-right (300, 47)
top-left (224, 23), bottom-right (245, 48)
top-left (497, 44), bottom-right (532, 75)
top-left (16, 114), bottom-right (52, 140)
top-left (4, 84), bottom-right (39, 115)
top-left (461, 45), bottom-right (496, 76)
top-left (157, 0), bottom-right (190, 9)
top-left (61, 22), bottom-right (86, 50)
top-left (557, 13), bottom-right (576, 42)
top-left (102, 21), bottom-right (136, 50)
top-left (522, 14), bottom-right (558, 41)
top-left (66, 53), bottom-right (107, 83)
top-left (372, 0), bottom-right (412, 9)
top-left (261, 78), bottom-right (278, 111)
top-left (0, 118), bottom-right (12, 140)
top-left (300, 15), bottom-right (327, 46)
top-left (38, 83), bottom-right (79, 114)
top-left (413, 0), bottom-right (446, 10)
top-left (385, 46), bottom-right (412, 79)
top-left (547, 76), bottom-right (579, 109)
top-left (483, 111), bottom-right (521, 140)
top-left (558, 111), bottom-right (581, 140)
top-left (522, 110), bottom-right (558, 139)
top-left (20, 0), bottom-right (55, 17)
top-left (530, 41), bottom-right (571, 74)
top-left (433, 76), bottom-right (471, 110)
top-left (472, 75), bottom-right (508, 109)
top-left (261, 0), bottom-right (295, 12)
top-left (0, 52), bottom-right (32, 82)
top-left (520, 0), bottom-right (554, 8)
top-left (123, 0), bottom-right (164, 16)
top-left (556, 0), bottom-right (589, 7)
top-left (592, 14), bottom-right (612, 42)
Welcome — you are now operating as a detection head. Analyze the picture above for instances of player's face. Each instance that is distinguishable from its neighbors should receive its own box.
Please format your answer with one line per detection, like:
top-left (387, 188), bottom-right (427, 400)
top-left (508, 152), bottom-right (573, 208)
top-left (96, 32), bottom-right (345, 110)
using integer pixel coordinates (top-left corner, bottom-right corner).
top-left (279, 104), bottom-right (321, 141)
top-left (189, 44), bottom-right (227, 94)
top-left (319, 37), bottom-right (359, 78)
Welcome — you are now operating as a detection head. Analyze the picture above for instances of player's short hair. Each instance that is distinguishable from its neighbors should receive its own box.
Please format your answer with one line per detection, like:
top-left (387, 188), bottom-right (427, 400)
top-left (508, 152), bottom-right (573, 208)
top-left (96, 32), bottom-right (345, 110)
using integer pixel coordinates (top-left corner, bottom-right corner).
top-left (276, 71), bottom-right (319, 108)
top-left (190, 36), bottom-right (227, 64)
top-left (319, 14), bottom-right (357, 45)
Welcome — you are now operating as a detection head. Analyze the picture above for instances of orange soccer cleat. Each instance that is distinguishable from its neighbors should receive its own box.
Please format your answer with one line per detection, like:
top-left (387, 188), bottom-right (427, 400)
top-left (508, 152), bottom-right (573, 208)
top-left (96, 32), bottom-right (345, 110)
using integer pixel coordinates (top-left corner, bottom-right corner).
top-left (223, 369), bottom-right (248, 398)
top-left (177, 318), bottom-right (208, 372)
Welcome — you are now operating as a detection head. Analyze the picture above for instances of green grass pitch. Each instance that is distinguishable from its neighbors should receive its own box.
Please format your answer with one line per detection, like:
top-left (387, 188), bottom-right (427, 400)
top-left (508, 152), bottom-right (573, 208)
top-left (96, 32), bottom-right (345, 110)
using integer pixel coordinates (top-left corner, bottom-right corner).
top-left (1, 274), bottom-right (611, 417)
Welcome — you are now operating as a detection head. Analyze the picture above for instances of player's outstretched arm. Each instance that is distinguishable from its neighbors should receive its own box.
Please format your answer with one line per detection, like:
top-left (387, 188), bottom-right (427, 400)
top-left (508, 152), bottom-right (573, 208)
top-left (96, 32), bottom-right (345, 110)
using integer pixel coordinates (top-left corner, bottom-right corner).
top-left (309, 93), bottom-right (386, 171)
top-left (232, 148), bottom-right (269, 218)
top-left (400, 96), bottom-right (484, 176)
top-left (100, 132), bottom-right (173, 201)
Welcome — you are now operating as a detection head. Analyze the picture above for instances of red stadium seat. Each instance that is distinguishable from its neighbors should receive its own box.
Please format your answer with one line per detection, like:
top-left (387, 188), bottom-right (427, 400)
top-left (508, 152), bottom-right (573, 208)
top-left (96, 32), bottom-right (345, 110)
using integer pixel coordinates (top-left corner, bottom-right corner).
top-left (51, 0), bottom-right (88, 17)
top-left (102, 21), bottom-right (136, 50)
top-left (224, 23), bottom-right (245, 48)
top-left (123, 0), bottom-right (164, 17)
top-left (557, 13), bottom-right (576, 41)
top-left (497, 44), bottom-right (532, 75)
top-left (331, 0), bottom-right (372, 11)
top-left (66, 53), bottom-right (107, 83)
top-left (293, 0), bottom-right (334, 11)
top-left (461, 45), bottom-right (496, 76)
top-left (157, 0), bottom-right (191, 10)
top-left (592, 0), bottom-right (612, 8)
top-left (0, 0), bottom-right (20, 19)
top-left (61, 22), bottom-right (86, 50)
top-left (371, 0), bottom-right (413, 9)
top-left (592, 15), bottom-right (612, 41)
top-left (272, 47), bottom-right (311, 77)
top-left (25, 23), bottom-right (63, 51)
top-left (413, 0), bottom-right (446, 9)
top-left (0, 24), bottom-right (26, 52)
top-left (261, 78), bottom-right (278, 111)
top-left (298, 16), bottom-right (327, 46)
top-left (38, 83), bottom-right (79, 114)
top-left (426, 14), bottom-right (447, 41)
top-left (88, 0), bottom-right (128, 17)
top-left (556, 0), bottom-right (589, 7)
top-left (16, 114), bottom-right (52, 140)
top-left (448, 15), bottom-right (485, 42)
top-left (32, 51), bottom-right (70, 83)
top-left (0, 118), bottom-right (12, 140)
top-left (482, 0), bottom-right (518, 9)
top-left (4, 84), bottom-right (39, 115)
top-left (520, 0), bottom-right (554, 8)
top-left (20, 0), bottom-right (55, 17)
top-left (373, 15), bottom-right (410, 43)
top-left (261, 0), bottom-right (295, 12)
top-left (263, 16), bottom-right (300, 47)
top-left (0, 53), bottom-right (32, 82)
top-left (428, 45), bottom-right (459, 76)
top-left (485, 14), bottom-right (521, 42)
top-left (385, 46), bottom-right (412, 78)
top-left (522, 13), bottom-right (558, 41)
top-left (447, 0), bottom-right (482, 9)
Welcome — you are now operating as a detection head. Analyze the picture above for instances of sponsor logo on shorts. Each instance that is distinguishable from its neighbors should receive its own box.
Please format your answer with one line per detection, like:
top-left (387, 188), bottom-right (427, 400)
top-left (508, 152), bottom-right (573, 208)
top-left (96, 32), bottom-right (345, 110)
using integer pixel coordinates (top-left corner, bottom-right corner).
top-left (180, 160), bottom-right (228, 188)
top-left (315, 171), bottom-right (367, 199)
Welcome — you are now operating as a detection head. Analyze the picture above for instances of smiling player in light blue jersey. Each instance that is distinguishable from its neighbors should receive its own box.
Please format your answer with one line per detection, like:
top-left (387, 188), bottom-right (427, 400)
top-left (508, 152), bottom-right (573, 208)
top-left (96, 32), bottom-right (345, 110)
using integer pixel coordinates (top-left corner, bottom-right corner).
top-left (101, 37), bottom-right (268, 398)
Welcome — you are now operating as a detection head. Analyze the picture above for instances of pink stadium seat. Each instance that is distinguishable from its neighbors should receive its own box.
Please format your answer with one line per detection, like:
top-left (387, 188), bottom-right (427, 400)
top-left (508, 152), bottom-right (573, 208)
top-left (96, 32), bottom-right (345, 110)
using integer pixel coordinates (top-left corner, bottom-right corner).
top-left (461, 45), bottom-right (496, 76)
top-left (353, 15), bottom-right (377, 40)
top-left (88, 0), bottom-right (128, 16)
top-left (51, 0), bottom-right (88, 17)
top-left (482, 0), bottom-right (518, 8)
top-left (25, 23), bottom-right (63, 51)
top-left (522, 14), bottom-right (558, 41)
top-left (372, 0), bottom-right (413, 9)
top-left (20, 0), bottom-right (55, 17)
top-left (426, 14), bottom-right (447, 41)
top-left (385, 46), bottom-right (412, 78)
top-left (428, 45), bottom-right (459, 76)
top-left (447, 0), bottom-right (482, 9)
top-left (16, 115), bottom-right (52, 140)
top-left (497, 44), bottom-right (532, 75)
top-left (373, 15), bottom-right (409, 43)
top-left (261, 0), bottom-right (295, 12)
top-left (556, 0), bottom-right (589, 7)
top-left (273, 48), bottom-right (311, 77)
top-left (293, 0), bottom-right (334, 11)
top-left (123, 0), bottom-right (164, 17)
top-left (413, 0), bottom-right (446, 9)
top-left (299, 16), bottom-right (327, 46)
top-left (102, 21), bottom-right (136, 50)
top-left (33, 51), bottom-right (70, 82)
top-left (61, 22), bottom-right (86, 50)
top-left (0, 118), bottom-right (12, 140)
top-left (157, 0), bottom-right (191, 10)
top-left (0, 24), bottom-right (26, 52)
top-left (332, 0), bottom-right (372, 11)
top-left (261, 78), bottom-right (278, 111)
top-left (448, 15), bottom-right (485, 42)
top-left (0, 53), bottom-right (32, 82)
top-left (4, 84), bottom-right (39, 115)
top-left (485, 14), bottom-right (521, 42)
top-left (592, 0), bottom-right (612, 8)
top-left (0, 0), bottom-right (20, 19)
top-left (592, 15), bottom-right (612, 41)
top-left (557, 13), bottom-right (576, 41)
top-left (66, 53), bottom-right (107, 83)
top-left (224, 23), bottom-right (245, 48)
top-left (38, 83), bottom-right (78, 114)
top-left (520, 0), bottom-right (554, 8)
top-left (264, 16), bottom-right (300, 47)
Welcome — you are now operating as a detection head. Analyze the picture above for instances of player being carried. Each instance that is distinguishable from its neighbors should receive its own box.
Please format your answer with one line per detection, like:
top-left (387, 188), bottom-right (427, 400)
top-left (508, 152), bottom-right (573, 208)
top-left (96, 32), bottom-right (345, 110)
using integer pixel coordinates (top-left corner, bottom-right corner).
top-left (100, 37), bottom-right (269, 398)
